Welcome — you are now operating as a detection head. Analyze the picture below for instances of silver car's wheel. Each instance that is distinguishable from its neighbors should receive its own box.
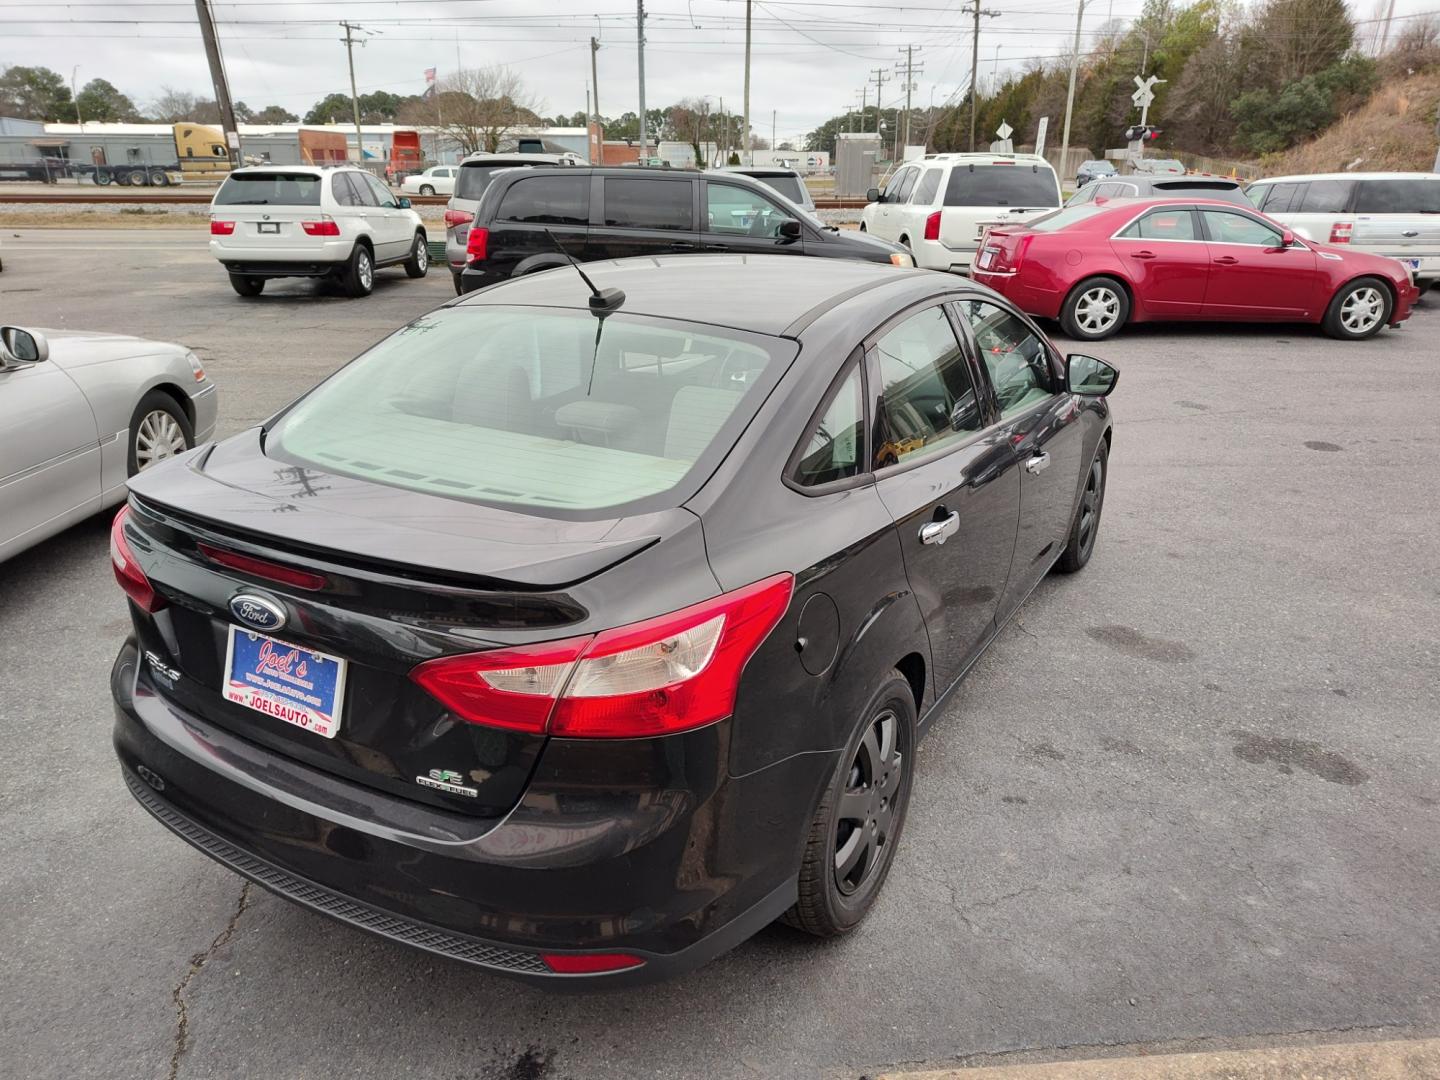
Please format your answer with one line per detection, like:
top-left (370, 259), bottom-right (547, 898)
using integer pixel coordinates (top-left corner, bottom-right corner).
top-left (1322, 276), bottom-right (1392, 340)
top-left (1340, 286), bottom-right (1384, 334)
top-left (135, 410), bottom-right (187, 470)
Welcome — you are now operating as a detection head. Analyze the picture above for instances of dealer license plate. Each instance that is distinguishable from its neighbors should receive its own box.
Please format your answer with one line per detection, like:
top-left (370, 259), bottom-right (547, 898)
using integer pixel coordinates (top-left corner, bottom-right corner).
top-left (1404, 258), bottom-right (1421, 270)
top-left (223, 626), bottom-right (346, 739)
top-left (257, 222), bottom-right (280, 234)
top-left (977, 246), bottom-right (999, 270)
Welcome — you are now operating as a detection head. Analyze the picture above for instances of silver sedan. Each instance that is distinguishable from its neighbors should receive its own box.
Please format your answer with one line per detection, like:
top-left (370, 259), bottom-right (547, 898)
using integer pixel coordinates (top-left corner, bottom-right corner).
top-left (0, 325), bottom-right (218, 563)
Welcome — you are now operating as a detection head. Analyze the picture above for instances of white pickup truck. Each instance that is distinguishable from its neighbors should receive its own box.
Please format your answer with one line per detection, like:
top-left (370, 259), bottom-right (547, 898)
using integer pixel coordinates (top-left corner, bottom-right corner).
top-left (1246, 172), bottom-right (1440, 293)
top-left (859, 152), bottom-right (1062, 275)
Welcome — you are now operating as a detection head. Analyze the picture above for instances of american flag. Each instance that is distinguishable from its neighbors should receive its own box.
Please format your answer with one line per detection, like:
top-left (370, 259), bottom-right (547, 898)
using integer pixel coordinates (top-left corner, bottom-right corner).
top-left (424, 67), bottom-right (436, 84)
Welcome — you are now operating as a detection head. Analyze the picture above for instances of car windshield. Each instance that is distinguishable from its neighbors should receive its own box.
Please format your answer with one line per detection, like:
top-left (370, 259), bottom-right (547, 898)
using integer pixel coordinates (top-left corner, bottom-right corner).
top-left (945, 165), bottom-right (1059, 207)
top-left (751, 174), bottom-right (806, 204)
top-left (267, 306), bottom-right (793, 515)
top-left (1025, 204), bottom-right (1109, 231)
top-left (214, 172), bottom-right (322, 206)
top-left (456, 163), bottom-right (541, 201)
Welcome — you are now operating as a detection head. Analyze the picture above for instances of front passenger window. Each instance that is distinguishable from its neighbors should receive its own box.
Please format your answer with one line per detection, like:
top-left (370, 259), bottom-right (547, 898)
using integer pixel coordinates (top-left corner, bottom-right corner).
top-left (873, 307), bottom-right (983, 469)
top-left (707, 184), bottom-right (794, 237)
top-left (957, 300), bottom-right (1054, 419)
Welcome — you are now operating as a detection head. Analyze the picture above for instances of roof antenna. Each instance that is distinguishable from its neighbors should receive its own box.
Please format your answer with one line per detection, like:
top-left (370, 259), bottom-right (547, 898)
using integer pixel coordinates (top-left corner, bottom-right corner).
top-left (543, 228), bottom-right (625, 317)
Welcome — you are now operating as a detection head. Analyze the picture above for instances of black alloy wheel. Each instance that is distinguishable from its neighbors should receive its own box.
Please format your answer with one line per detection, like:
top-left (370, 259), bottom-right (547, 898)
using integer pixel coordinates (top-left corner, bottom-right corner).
top-left (1056, 438), bottom-right (1108, 573)
top-left (786, 672), bottom-right (916, 936)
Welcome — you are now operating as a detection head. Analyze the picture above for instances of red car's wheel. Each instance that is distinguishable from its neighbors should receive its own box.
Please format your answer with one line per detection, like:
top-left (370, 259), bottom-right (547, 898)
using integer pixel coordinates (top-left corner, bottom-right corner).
top-left (1061, 277), bottom-right (1130, 340)
top-left (1322, 277), bottom-right (1391, 340)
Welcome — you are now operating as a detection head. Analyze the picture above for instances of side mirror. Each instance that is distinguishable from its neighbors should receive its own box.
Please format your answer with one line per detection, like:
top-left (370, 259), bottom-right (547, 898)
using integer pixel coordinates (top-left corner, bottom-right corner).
top-left (866, 187), bottom-right (881, 203)
top-left (778, 219), bottom-right (802, 239)
top-left (1269, 228), bottom-right (1294, 251)
top-left (395, 196), bottom-right (412, 209)
top-left (0, 326), bottom-right (48, 365)
top-left (1065, 353), bottom-right (1118, 397)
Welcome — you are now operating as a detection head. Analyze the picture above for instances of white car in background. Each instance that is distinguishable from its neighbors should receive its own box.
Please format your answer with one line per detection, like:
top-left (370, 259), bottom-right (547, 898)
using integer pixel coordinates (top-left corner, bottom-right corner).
top-left (401, 165), bottom-right (458, 196)
top-left (0, 324), bottom-right (217, 563)
top-left (208, 165), bottom-right (429, 298)
top-left (860, 152), bottom-right (1061, 275)
top-left (1245, 172), bottom-right (1440, 293)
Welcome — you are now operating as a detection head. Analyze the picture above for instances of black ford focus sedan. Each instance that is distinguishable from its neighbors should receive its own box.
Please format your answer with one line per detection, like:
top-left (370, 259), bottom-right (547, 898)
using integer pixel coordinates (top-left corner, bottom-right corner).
top-left (110, 255), bottom-right (1116, 984)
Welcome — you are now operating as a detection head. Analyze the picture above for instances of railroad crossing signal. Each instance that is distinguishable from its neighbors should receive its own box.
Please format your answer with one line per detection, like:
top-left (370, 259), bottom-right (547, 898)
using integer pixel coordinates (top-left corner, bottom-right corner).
top-left (1131, 74), bottom-right (1164, 108)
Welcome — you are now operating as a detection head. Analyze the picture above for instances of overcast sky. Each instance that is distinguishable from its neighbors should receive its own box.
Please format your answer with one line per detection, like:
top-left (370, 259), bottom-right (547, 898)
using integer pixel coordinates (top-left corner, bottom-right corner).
top-left (2, 0), bottom-right (1432, 142)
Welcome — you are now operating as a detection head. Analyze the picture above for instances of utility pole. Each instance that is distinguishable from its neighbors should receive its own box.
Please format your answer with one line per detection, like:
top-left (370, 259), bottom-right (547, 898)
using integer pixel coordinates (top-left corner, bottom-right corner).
top-left (1060, 0), bottom-right (1085, 181)
top-left (194, 0), bottom-right (241, 166)
top-left (869, 67), bottom-right (887, 142)
top-left (71, 65), bottom-right (83, 130)
top-left (960, 2), bottom-right (1000, 152)
top-left (590, 36), bottom-right (603, 164)
top-left (894, 46), bottom-right (925, 155)
top-left (340, 21), bottom-right (367, 164)
top-left (742, 0), bottom-right (753, 165)
top-left (636, 0), bottom-right (649, 163)
top-left (772, 108), bottom-right (776, 154)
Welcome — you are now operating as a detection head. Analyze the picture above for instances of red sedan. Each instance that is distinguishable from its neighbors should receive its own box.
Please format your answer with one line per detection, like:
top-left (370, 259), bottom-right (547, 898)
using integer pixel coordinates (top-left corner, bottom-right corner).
top-left (972, 197), bottom-right (1419, 341)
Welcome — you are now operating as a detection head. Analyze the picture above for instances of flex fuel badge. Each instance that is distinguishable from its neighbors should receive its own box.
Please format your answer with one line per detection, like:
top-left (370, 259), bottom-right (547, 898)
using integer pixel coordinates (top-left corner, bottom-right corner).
top-left (416, 768), bottom-right (479, 798)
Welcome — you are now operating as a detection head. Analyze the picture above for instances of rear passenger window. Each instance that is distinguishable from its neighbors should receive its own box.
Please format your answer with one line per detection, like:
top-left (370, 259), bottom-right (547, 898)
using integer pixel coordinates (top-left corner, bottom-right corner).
top-left (873, 308), bottom-right (983, 469)
top-left (793, 361), bottom-right (864, 487)
top-left (332, 173), bottom-right (365, 207)
top-left (498, 175), bottom-right (589, 225)
top-left (605, 178), bottom-right (693, 231)
top-left (1121, 209), bottom-right (1197, 241)
top-left (1353, 179), bottom-right (1440, 214)
top-left (912, 168), bottom-right (942, 205)
top-left (1298, 179), bottom-right (1353, 213)
top-left (957, 300), bottom-right (1053, 419)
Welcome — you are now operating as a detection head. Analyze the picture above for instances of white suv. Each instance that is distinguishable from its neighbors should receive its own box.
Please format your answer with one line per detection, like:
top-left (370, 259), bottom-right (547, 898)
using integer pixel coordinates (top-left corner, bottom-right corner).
top-left (1245, 172), bottom-right (1440, 293)
top-left (860, 152), bottom-right (1061, 275)
top-left (209, 165), bottom-right (429, 298)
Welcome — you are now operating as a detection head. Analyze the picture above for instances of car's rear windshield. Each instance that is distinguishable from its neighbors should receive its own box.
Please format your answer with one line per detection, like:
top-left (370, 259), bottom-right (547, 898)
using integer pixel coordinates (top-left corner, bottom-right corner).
top-left (752, 175), bottom-right (806, 204)
top-left (456, 162), bottom-right (551, 201)
top-left (1151, 180), bottom-right (1248, 204)
top-left (267, 306), bottom-right (794, 516)
top-left (1025, 204), bottom-right (1109, 231)
top-left (1352, 178), bottom-right (1440, 214)
top-left (214, 172), bottom-right (322, 206)
top-left (945, 165), bottom-right (1059, 207)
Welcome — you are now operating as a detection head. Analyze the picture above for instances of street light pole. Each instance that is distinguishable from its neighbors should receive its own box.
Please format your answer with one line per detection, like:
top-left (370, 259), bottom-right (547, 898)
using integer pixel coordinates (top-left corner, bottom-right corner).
top-left (636, 0), bottom-right (649, 162)
top-left (1059, 0), bottom-right (1086, 179)
top-left (71, 65), bottom-right (83, 130)
top-left (742, 0), bottom-right (752, 165)
top-left (590, 36), bottom-right (603, 164)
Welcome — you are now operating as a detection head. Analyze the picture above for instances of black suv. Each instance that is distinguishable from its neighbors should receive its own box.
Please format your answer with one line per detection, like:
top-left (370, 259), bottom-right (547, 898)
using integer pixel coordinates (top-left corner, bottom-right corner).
top-left (459, 166), bottom-right (911, 292)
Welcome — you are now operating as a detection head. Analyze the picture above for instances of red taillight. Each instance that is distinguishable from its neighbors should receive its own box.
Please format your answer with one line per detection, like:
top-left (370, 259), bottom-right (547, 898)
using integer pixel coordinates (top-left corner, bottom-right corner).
top-left (466, 226), bottom-right (489, 260)
top-left (197, 543), bottom-right (329, 591)
top-left (411, 573), bottom-right (794, 738)
top-left (443, 209), bottom-right (474, 228)
top-left (1329, 221), bottom-right (1352, 244)
top-left (110, 506), bottom-right (164, 612)
top-left (301, 218), bottom-right (340, 236)
top-left (210, 219), bottom-right (235, 235)
top-left (923, 211), bottom-right (941, 242)
top-left (541, 952), bottom-right (644, 975)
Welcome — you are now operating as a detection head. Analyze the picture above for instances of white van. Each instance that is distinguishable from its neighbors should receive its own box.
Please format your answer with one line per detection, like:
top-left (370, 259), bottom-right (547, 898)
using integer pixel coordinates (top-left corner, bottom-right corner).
top-left (859, 152), bottom-right (1061, 275)
top-left (1246, 172), bottom-right (1440, 291)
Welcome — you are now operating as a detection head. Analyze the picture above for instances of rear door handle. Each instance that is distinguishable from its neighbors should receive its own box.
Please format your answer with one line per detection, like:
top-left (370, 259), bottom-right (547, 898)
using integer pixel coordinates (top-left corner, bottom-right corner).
top-left (1024, 452), bottom-right (1051, 475)
top-left (1213, 255), bottom-right (1238, 265)
top-left (668, 241), bottom-right (698, 252)
top-left (919, 511), bottom-right (960, 546)
top-left (1130, 249), bottom-right (1157, 259)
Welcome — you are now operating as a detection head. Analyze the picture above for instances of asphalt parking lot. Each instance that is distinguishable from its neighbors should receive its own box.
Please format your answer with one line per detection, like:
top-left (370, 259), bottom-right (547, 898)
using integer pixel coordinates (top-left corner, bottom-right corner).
top-left (2, 229), bottom-right (1437, 1080)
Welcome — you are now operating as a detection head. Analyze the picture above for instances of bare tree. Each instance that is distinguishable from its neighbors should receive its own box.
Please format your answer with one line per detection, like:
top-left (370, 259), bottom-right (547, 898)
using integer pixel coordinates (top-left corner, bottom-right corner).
top-left (149, 86), bottom-right (221, 124)
top-left (398, 66), bottom-right (543, 155)
top-left (667, 97), bottom-right (711, 166)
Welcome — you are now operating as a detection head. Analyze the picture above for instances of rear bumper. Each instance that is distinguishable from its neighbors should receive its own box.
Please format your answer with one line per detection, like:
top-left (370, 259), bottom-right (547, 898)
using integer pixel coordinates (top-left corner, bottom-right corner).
top-left (971, 269), bottom-right (1064, 319)
top-left (211, 237), bottom-right (352, 277)
top-left (458, 263), bottom-right (512, 293)
top-left (912, 236), bottom-right (975, 275)
top-left (110, 637), bottom-right (826, 985)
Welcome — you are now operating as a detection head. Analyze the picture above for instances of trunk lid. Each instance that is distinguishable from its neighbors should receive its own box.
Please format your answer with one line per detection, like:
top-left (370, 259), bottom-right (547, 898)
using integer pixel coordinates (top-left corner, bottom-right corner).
top-left (122, 433), bottom-right (681, 818)
top-left (1351, 215), bottom-right (1440, 257)
top-left (974, 225), bottom-right (1030, 273)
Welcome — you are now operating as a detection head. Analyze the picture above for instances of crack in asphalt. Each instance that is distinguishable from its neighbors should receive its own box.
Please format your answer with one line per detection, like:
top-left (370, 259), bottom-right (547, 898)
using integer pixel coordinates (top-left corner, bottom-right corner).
top-left (167, 882), bottom-right (252, 1080)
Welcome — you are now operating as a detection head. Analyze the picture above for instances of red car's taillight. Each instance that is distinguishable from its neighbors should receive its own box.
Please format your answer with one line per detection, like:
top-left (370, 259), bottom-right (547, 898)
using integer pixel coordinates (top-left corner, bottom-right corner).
top-left (466, 226), bottom-right (489, 260)
top-left (1329, 221), bottom-right (1352, 244)
top-left (923, 211), bottom-right (941, 242)
top-left (210, 219), bottom-right (235, 235)
top-left (541, 952), bottom-right (644, 975)
top-left (1012, 233), bottom-right (1035, 271)
top-left (110, 506), bottom-right (164, 612)
top-left (411, 574), bottom-right (794, 738)
top-left (301, 218), bottom-right (341, 236)
top-left (444, 209), bottom-right (474, 228)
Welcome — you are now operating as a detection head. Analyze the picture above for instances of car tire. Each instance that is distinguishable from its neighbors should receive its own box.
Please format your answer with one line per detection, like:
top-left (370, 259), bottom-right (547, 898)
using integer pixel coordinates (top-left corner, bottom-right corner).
top-left (784, 672), bottom-right (916, 938)
top-left (452, 272), bottom-right (464, 296)
top-left (129, 168), bottom-right (149, 186)
top-left (1417, 281), bottom-right (1433, 297)
top-left (1055, 437), bottom-right (1109, 574)
top-left (403, 233), bottom-right (429, 278)
top-left (419, 185), bottom-right (435, 196)
top-left (229, 274), bottom-right (264, 297)
top-left (1321, 277), bottom-right (1392, 340)
top-left (1061, 276), bottom-right (1129, 340)
top-left (342, 244), bottom-right (374, 298)
top-left (126, 390), bottom-right (194, 477)
top-left (858, 222), bottom-right (867, 232)
top-left (94, 169), bottom-right (112, 186)
top-left (148, 169), bottom-right (169, 187)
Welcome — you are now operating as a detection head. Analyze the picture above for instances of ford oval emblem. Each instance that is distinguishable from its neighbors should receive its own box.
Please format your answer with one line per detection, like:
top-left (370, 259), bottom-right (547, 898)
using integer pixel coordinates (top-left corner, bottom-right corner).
top-left (229, 594), bottom-right (286, 632)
